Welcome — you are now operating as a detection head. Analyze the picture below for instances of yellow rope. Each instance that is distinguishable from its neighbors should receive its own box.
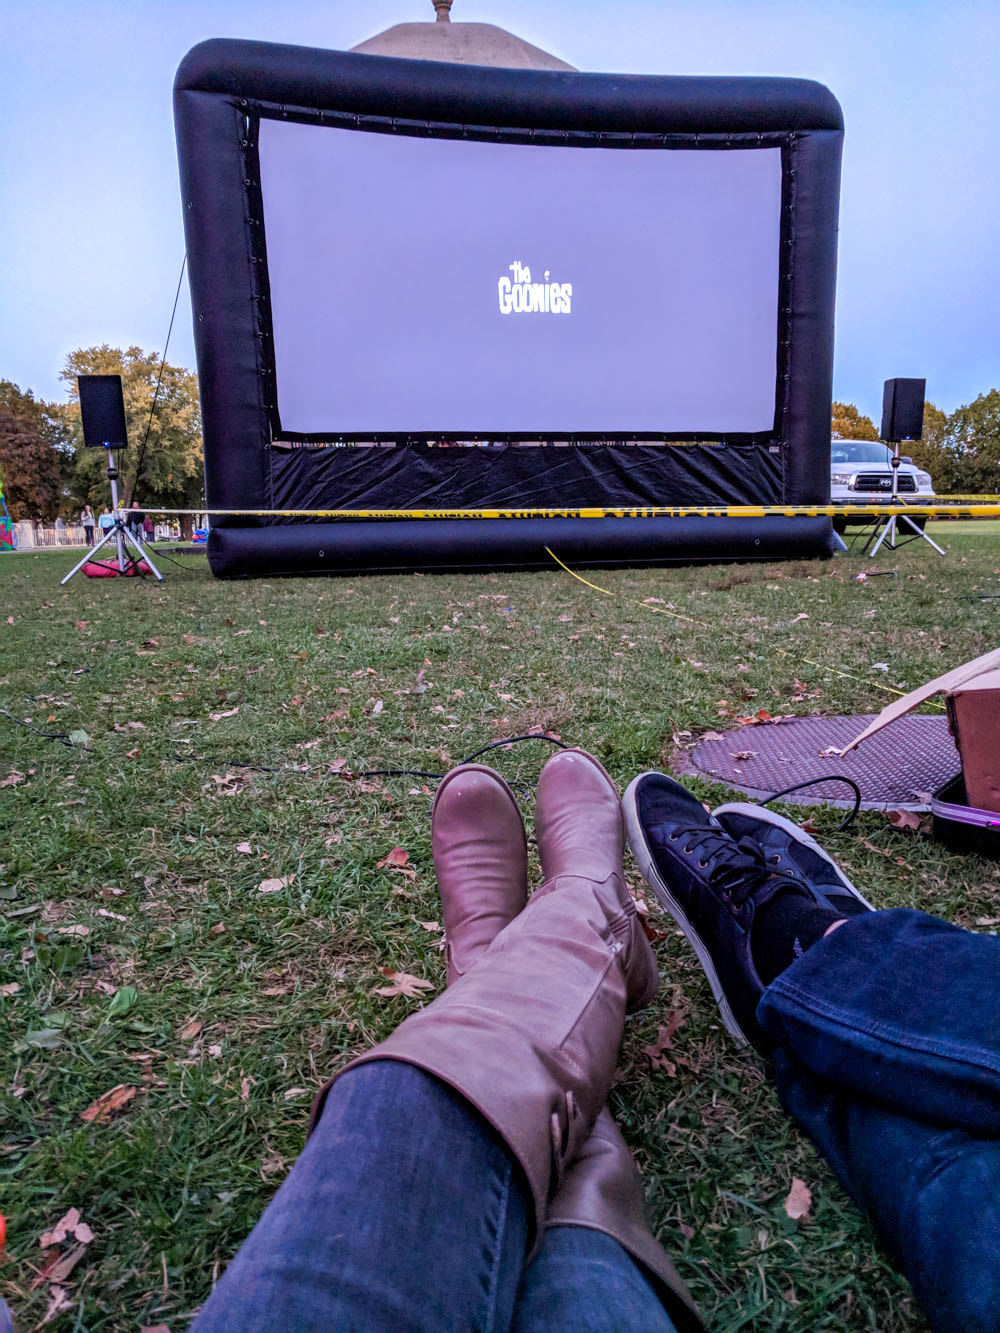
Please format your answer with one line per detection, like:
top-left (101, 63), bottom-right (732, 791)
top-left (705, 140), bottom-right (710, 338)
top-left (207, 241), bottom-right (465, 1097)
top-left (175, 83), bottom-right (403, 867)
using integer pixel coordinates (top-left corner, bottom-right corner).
top-left (544, 549), bottom-right (948, 710)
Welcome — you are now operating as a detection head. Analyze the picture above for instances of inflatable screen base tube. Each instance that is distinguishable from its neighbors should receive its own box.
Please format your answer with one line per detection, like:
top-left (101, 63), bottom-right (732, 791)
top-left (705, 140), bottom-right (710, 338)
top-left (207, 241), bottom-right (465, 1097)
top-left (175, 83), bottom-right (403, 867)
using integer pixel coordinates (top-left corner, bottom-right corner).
top-left (206, 516), bottom-right (837, 578)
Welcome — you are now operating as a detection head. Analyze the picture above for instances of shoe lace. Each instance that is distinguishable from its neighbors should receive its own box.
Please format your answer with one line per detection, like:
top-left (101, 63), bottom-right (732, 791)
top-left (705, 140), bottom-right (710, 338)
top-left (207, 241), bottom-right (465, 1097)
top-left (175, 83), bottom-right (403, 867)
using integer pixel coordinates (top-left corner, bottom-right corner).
top-left (668, 825), bottom-right (783, 909)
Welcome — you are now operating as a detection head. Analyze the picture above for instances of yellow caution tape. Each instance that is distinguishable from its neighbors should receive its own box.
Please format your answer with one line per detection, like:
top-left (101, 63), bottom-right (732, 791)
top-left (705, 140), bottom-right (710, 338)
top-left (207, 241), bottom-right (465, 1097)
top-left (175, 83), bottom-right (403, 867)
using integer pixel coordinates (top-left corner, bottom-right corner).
top-left (140, 503), bottom-right (1000, 519)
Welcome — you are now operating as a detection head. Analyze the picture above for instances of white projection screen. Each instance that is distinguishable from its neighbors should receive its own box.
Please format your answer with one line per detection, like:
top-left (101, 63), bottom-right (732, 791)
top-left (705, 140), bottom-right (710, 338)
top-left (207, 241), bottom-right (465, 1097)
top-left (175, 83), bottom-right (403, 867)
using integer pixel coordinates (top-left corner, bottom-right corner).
top-left (258, 119), bottom-right (783, 438)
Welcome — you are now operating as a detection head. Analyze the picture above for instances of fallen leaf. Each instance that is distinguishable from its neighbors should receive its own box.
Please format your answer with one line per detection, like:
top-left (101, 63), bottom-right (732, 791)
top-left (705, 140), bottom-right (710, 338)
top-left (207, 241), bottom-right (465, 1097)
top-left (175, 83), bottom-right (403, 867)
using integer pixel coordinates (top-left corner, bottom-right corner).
top-left (235, 841), bottom-right (253, 854)
top-left (372, 968), bottom-right (434, 999)
top-left (0, 982), bottom-right (21, 997)
top-left (42, 1285), bottom-right (74, 1325)
top-left (791, 612), bottom-right (810, 622)
top-left (178, 1018), bottom-right (203, 1041)
top-left (283, 1087), bottom-right (309, 1100)
top-left (699, 730), bottom-right (727, 742)
top-left (887, 808), bottom-right (932, 835)
top-left (48, 1241), bottom-right (90, 1283)
top-left (976, 915), bottom-right (1000, 927)
top-left (1, 770), bottom-right (26, 788)
top-left (140, 1326), bottom-right (172, 1333)
top-left (74, 620), bottom-right (88, 630)
top-left (377, 846), bottom-right (410, 870)
top-left (731, 750), bottom-right (757, 762)
top-left (207, 1043), bottom-right (223, 1058)
top-left (80, 1084), bottom-right (139, 1124)
top-left (324, 833), bottom-right (342, 847)
top-left (642, 1008), bottom-right (686, 1073)
top-left (239, 1075), bottom-right (256, 1101)
top-left (209, 922), bottom-right (227, 936)
top-left (784, 1177), bottom-right (812, 1221)
top-left (419, 920), bottom-right (442, 933)
top-left (56, 924), bottom-right (90, 937)
top-left (39, 1208), bottom-right (95, 1248)
top-left (209, 707), bottom-right (239, 721)
top-left (126, 747), bottom-right (140, 759)
top-left (258, 875), bottom-right (294, 893)
top-left (391, 886), bottom-right (414, 898)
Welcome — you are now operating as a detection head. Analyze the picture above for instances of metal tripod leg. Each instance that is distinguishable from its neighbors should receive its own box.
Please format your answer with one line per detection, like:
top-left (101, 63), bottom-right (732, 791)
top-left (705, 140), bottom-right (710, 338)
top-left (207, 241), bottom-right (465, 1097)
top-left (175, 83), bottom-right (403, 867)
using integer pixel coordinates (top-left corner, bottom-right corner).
top-left (866, 515), bottom-right (895, 556)
top-left (120, 526), bottom-right (165, 581)
top-left (897, 512), bottom-right (946, 555)
top-left (60, 524), bottom-right (123, 585)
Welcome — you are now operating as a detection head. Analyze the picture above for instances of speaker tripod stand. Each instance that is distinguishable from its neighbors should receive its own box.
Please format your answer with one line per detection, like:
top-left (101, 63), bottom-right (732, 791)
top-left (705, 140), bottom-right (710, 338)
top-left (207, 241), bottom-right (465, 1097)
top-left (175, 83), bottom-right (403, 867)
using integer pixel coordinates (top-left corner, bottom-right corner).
top-left (864, 439), bottom-right (945, 559)
top-left (60, 446), bottom-right (164, 585)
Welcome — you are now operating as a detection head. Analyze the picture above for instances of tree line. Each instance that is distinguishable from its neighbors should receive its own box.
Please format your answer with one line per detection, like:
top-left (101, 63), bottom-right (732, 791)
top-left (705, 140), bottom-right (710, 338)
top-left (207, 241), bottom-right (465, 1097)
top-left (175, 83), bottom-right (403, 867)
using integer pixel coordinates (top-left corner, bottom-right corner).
top-left (2, 352), bottom-right (997, 524)
top-left (832, 394), bottom-right (1000, 493)
top-left (0, 345), bottom-right (203, 530)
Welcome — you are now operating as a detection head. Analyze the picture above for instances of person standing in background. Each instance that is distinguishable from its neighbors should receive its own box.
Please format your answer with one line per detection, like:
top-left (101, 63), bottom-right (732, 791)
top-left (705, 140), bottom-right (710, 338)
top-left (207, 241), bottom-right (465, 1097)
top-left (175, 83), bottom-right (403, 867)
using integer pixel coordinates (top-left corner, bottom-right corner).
top-left (81, 504), bottom-right (95, 545)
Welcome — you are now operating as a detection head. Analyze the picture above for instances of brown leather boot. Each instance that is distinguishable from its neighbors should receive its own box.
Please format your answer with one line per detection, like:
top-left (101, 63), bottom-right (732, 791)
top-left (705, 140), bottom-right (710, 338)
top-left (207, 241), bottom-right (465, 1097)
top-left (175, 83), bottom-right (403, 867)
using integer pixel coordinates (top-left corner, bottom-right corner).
top-left (431, 764), bottom-right (527, 985)
top-left (535, 747), bottom-right (659, 1011)
top-left (311, 751), bottom-right (660, 1251)
top-left (545, 1108), bottom-right (704, 1331)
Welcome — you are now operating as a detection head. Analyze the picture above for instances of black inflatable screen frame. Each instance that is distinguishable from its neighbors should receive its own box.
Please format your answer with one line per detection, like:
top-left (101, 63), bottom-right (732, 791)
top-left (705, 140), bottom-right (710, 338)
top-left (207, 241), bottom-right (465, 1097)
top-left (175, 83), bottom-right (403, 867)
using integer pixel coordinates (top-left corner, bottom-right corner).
top-left (174, 39), bottom-right (843, 576)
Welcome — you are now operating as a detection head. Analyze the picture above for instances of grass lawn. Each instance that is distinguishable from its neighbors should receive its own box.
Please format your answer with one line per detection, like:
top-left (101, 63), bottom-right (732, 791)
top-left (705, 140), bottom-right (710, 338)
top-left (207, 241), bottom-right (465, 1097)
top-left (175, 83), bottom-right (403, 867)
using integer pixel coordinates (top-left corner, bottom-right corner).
top-left (2, 533), bottom-right (998, 1331)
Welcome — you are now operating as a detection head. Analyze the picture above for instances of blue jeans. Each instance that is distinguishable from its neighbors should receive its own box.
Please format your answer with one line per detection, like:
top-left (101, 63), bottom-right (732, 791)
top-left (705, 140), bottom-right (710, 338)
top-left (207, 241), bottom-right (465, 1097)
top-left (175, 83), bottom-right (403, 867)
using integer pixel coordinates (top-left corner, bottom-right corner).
top-left (759, 908), bottom-right (1000, 1333)
top-left (190, 1061), bottom-right (677, 1331)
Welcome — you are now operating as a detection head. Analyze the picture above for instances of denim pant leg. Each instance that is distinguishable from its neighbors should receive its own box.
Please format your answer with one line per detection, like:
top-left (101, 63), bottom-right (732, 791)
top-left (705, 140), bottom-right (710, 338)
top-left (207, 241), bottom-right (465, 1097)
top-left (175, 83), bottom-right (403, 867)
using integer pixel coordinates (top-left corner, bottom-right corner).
top-left (758, 908), bottom-right (1000, 1333)
top-left (190, 1062), bottom-right (530, 1332)
top-left (512, 1228), bottom-right (679, 1333)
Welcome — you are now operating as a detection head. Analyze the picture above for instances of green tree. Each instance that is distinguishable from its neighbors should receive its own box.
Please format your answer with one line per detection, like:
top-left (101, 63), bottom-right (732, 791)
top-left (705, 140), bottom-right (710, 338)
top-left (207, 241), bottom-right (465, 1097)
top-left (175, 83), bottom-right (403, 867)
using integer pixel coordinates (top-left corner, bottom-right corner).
top-left (941, 390), bottom-right (1000, 495)
top-left (0, 380), bottom-right (66, 521)
top-left (904, 401), bottom-right (957, 488)
top-left (60, 346), bottom-right (203, 522)
top-left (831, 402), bottom-right (879, 440)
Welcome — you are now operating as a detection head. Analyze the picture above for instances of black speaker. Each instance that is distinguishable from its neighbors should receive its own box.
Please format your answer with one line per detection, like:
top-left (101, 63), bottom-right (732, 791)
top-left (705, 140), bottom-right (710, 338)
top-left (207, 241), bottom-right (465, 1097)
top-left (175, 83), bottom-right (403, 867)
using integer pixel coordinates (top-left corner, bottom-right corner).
top-left (880, 378), bottom-right (925, 442)
top-left (79, 375), bottom-right (129, 449)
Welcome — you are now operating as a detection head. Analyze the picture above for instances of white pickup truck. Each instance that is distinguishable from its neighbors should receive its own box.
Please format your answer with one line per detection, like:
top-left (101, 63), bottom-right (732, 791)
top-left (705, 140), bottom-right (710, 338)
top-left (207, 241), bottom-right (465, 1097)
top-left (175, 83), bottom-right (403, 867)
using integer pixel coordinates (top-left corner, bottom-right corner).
top-left (830, 439), bottom-right (934, 532)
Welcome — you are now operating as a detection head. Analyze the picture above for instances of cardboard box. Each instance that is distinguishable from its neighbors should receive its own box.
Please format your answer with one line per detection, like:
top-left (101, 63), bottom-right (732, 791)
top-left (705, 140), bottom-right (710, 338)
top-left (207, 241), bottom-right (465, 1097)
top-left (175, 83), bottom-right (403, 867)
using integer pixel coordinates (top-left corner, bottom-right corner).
top-left (946, 668), bottom-right (1000, 814)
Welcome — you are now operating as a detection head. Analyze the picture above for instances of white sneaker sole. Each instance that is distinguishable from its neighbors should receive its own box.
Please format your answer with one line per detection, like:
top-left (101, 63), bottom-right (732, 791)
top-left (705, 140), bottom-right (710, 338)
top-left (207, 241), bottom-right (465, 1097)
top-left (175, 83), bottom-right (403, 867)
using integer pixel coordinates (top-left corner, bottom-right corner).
top-left (711, 802), bottom-right (874, 911)
top-left (623, 774), bottom-right (752, 1049)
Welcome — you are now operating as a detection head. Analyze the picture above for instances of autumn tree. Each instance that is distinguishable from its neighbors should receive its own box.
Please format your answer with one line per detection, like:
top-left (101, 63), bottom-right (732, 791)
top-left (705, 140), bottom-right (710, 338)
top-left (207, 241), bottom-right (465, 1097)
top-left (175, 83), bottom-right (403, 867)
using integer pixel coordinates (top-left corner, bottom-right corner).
top-left (0, 380), bottom-right (67, 521)
top-left (940, 390), bottom-right (1000, 494)
top-left (60, 346), bottom-right (204, 521)
top-left (830, 402), bottom-right (879, 440)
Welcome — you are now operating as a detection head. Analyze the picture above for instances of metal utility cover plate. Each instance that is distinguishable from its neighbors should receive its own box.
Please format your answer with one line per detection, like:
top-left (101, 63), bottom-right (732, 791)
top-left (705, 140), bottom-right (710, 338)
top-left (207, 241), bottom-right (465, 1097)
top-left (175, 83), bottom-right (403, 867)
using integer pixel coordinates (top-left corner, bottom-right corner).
top-left (678, 714), bottom-right (958, 810)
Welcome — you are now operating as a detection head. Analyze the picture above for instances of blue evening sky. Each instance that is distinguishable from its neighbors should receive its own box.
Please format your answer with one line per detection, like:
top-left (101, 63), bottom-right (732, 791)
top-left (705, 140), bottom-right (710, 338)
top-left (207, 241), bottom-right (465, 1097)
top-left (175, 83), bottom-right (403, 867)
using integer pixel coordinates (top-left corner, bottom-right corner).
top-left (1, 0), bottom-right (997, 421)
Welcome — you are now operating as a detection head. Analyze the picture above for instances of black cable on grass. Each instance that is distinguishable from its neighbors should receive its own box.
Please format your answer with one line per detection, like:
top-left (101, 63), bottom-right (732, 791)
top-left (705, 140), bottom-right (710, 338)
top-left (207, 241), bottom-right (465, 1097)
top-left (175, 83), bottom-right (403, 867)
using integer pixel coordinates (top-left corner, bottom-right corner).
top-left (0, 708), bottom-right (86, 750)
top-left (2, 708), bottom-right (565, 793)
top-left (757, 774), bottom-right (862, 832)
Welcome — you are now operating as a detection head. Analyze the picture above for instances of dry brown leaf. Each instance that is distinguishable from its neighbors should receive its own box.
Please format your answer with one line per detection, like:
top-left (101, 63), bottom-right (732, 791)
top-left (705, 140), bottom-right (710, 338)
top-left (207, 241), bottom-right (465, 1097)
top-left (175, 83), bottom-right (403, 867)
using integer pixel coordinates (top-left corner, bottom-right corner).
top-left (1, 770), bottom-right (26, 788)
top-left (209, 706), bottom-right (239, 721)
top-left (975, 915), bottom-right (1000, 927)
top-left (80, 1084), bottom-right (139, 1124)
top-left (209, 922), bottom-right (227, 936)
top-left (372, 968), bottom-right (434, 999)
top-left (0, 982), bottom-right (21, 997)
top-left (419, 920), bottom-right (442, 933)
top-left (283, 1086), bottom-right (309, 1100)
top-left (140, 1325), bottom-right (172, 1333)
top-left (235, 841), bottom-right (253, 853)
top-left (56, 924), bottom-right (90, 937)
top-left (887, 808), bottom-right (932, 836)
top-left (42, 1285), bottom-right (74, 1325)
top-left (178, 1018), bottom-right (203, 1041)
top-left (258, 875), bottom-right (294, 893)
top-left (39, 1208), bottom-right (95, 1248)
top-left (240, 1075), bottom-right (256, 1102)
top-left (642, 1008), bottom-right (686, 1074)
top-left (376, 846), bottom-right (410, 870)
top-left (207, 1043), bottom-right (223, 1058)
top-left (48, 1241), bottom-right (90, 1284)
top-left (784, 1177), bottom-right (812, 1221)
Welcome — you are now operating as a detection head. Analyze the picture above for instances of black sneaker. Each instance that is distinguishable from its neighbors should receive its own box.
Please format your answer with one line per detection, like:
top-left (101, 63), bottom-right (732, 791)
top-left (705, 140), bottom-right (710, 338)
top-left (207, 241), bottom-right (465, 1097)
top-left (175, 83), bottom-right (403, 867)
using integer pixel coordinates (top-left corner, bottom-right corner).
top-left (712, 803), bottom-right (874, 917)
top-left (623, 772), bottom-right (835, 1050)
